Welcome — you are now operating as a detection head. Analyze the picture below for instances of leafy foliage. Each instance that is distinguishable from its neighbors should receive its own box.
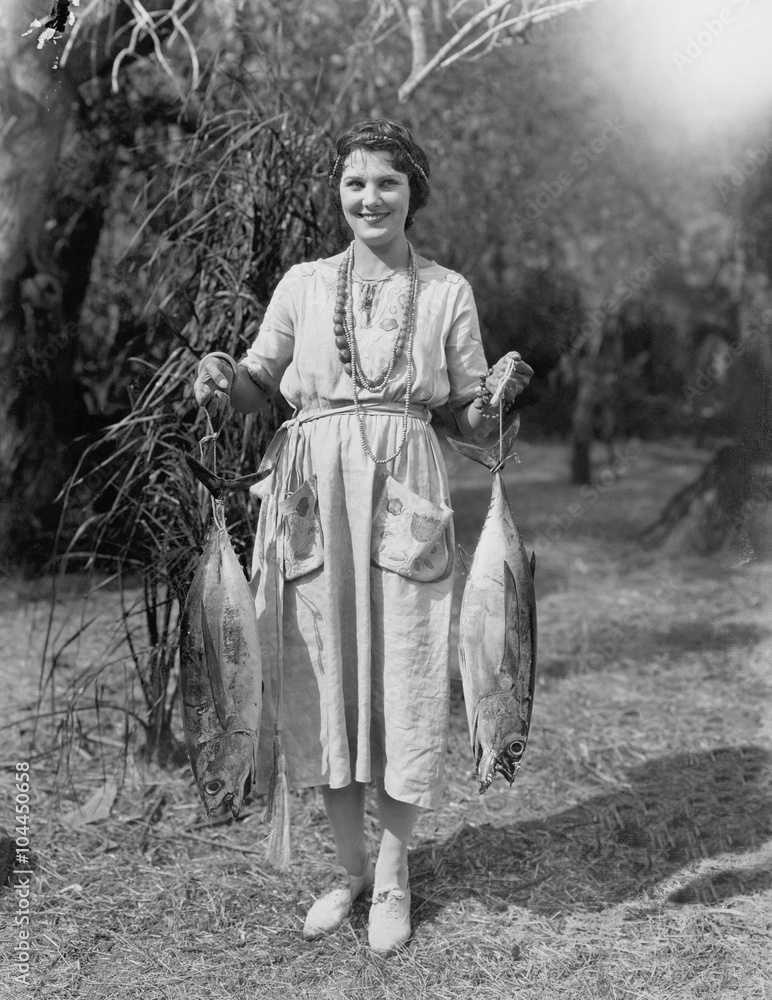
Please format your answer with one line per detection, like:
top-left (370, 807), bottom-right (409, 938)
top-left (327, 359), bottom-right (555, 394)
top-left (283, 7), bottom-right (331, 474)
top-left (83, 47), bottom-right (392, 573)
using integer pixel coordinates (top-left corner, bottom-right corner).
top-left (54, 71), bottom-right (337, 760)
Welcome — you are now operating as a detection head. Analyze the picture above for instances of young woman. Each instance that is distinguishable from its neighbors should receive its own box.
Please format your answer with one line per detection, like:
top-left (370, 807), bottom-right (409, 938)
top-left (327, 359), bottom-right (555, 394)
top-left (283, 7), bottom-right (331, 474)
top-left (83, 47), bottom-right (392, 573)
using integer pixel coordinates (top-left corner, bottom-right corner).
top-left (193, 119), bottom-right (532, 956)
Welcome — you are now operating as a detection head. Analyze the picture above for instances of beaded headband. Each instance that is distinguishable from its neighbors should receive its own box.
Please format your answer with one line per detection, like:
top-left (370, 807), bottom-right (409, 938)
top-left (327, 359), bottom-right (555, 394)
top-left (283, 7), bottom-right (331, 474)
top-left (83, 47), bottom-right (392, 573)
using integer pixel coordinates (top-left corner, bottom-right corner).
top-left (329, 149), bottom-right (429, 186)
top-left (404, 153), bottom-right (429, 185)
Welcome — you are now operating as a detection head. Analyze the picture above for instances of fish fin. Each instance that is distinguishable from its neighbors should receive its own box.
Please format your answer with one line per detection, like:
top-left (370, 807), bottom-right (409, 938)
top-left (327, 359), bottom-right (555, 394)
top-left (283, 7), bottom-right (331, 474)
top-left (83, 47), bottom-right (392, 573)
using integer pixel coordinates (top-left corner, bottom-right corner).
top-left (528, 590), bottom-right (538, 700)
top-left (458, 546), bottom-right (473, 573)
top-left (186, 453), bottom-right (271, 501)
top-left (446, 412), bottom-right (521, 471)
top-left (502, 561), bottom-right (521, 679)
top-left (503, 560), bottom-right (538, 708)
top-left (264, 727), bottom-right (291, 871)
top-left (530, 551), bottom-right (536, 579)
top-left (201, 611), bottom-right (234, 728)
top-left (469, 705), bottom-right (479, 758)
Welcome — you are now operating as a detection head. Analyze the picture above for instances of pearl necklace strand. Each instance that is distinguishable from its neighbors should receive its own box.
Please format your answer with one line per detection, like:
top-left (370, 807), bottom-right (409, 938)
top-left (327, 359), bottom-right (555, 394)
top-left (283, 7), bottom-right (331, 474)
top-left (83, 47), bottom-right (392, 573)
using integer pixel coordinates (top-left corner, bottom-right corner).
top-left (333, 242), bottom-right (420, 465)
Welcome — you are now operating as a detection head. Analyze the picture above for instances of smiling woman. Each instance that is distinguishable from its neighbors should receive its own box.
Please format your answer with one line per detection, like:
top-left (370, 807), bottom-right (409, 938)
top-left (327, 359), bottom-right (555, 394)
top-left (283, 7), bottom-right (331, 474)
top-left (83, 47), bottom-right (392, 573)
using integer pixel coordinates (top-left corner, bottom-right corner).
top-left (339, 150), bottom-right (412, 248)
top-left (191, 118), bottom-right (533, 957)
top-left (329, 119), bottom-right (431, 236)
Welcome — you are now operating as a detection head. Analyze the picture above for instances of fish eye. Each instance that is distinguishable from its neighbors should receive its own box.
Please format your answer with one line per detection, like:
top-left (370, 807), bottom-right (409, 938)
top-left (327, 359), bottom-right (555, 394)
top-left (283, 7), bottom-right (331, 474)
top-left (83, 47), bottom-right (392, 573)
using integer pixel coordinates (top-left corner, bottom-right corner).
top-left (507, 739), bottom-right (526, 759)
top-left (204, 780), bottom-right (223, 795)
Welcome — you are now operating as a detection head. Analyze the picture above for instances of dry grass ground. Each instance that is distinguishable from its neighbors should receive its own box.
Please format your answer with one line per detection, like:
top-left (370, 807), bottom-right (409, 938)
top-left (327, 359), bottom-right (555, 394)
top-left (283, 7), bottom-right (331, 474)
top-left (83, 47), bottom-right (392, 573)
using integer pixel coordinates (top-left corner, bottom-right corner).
top-left (2, 438), bottom-right (771, 1000)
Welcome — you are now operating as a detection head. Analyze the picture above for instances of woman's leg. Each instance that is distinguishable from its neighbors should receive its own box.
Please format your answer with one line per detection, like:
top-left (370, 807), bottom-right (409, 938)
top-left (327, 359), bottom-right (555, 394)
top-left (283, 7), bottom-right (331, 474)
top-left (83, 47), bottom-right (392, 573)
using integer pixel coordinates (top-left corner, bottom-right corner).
top-left (303, 782), bottom-right (372, 941)
top-left (374, 779), bottom-right (418, 889)
top-left (320, 781), bottom-right (368, 875)
top-left (369, 779), bottom-right (416, 954)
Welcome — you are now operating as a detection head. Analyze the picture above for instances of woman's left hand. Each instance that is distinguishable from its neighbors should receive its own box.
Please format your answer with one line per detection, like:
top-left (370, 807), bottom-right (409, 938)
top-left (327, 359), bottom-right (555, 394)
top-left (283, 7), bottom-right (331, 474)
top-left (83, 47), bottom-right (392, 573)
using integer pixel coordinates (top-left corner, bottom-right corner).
top-left (486, 352), bottom-right (534, 403)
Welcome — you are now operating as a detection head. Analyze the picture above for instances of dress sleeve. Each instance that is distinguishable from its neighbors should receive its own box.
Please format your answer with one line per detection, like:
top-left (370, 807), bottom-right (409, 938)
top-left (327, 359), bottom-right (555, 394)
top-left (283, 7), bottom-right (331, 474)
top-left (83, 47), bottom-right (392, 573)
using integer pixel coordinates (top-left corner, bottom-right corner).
top-left (240, 270), bottom-right (297, 396)
top-left (445, 276), bottom-right (489, 412)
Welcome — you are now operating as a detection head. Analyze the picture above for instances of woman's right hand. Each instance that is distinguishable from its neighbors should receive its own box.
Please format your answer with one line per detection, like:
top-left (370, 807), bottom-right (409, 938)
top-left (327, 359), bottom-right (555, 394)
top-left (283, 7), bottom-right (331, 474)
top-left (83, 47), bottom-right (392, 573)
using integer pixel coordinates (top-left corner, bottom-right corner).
top-left (194, 355), bottom-right (237, 419)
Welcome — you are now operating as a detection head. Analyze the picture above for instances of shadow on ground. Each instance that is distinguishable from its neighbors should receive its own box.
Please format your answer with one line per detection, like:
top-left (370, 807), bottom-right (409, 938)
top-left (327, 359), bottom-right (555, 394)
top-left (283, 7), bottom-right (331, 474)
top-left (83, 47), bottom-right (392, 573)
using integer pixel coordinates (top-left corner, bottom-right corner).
top-left (539, 620), bottom-right (769, 682)
top-left (410, 746), bottom-right (772, 926)
top-left (651, 620), bottom-right (768, 657)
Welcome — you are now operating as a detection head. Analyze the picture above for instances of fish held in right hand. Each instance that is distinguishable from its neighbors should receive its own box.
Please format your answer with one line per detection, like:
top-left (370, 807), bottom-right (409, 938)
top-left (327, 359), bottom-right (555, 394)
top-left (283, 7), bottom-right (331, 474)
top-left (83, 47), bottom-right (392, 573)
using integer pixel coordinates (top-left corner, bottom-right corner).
top-left (447, 418), bottom-right (537, 794)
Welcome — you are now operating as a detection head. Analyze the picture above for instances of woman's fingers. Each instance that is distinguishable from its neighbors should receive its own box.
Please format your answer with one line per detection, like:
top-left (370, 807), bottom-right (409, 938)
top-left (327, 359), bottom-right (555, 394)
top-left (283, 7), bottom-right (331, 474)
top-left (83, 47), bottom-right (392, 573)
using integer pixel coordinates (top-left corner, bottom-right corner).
top-left (194, 359), bottom-right (234, 407)
top-left (486, 354), bottom-right (534, 400)
top-left (205, 390), bottom-right (229, 420)
top-left (511, 360), bottom-right (534, 387)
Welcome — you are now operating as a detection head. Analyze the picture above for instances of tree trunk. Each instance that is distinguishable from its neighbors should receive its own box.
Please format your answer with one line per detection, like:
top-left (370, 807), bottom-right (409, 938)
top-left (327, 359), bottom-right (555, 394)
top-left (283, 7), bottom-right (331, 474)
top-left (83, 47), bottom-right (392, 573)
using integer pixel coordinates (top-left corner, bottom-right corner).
top-left (642, 322), bottom-right (772, 562)
top-left (570, 360), bottom-right (595, 485)
top-left (0, 1), bottom-right (145, 567)
top-left (0, 2), bottom-right (77, 567)
top-left (640, 445), bottom-right (765, 560)
top-left (560, 238), bottom-right (618, 486)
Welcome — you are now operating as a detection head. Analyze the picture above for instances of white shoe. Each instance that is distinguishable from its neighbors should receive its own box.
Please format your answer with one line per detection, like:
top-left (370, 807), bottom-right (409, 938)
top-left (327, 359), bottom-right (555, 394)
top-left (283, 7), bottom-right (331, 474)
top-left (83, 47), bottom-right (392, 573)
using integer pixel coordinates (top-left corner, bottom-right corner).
top-left (368, 884), bottom-right (411, 956)
top-left (303, 857), bottom-right (375, 941)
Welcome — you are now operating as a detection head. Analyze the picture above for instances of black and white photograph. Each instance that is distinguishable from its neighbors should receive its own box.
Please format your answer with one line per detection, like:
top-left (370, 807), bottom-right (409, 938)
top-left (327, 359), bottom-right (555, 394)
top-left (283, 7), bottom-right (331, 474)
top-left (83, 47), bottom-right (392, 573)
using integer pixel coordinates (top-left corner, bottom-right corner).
top-left (1, 1), bottom-right (771, 996)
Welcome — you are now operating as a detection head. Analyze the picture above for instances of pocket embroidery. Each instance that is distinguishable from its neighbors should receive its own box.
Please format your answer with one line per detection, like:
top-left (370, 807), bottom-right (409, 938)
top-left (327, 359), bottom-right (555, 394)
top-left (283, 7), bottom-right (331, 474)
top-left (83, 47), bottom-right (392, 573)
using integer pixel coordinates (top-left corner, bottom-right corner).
top-left (371, 474), bottom-right (453, 583)
top-left (279, 475), bottom-right (324, 581)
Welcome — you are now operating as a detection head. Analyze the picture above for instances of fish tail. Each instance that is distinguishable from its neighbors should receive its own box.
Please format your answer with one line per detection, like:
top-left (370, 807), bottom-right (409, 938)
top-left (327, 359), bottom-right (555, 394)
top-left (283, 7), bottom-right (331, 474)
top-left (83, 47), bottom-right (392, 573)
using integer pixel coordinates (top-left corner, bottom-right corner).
top-left (186, 453), bottom-right (270, 501)
top-left (264, 726), bottom-right (291, 871)
top-left (446, 413), bottom-right (521, 471)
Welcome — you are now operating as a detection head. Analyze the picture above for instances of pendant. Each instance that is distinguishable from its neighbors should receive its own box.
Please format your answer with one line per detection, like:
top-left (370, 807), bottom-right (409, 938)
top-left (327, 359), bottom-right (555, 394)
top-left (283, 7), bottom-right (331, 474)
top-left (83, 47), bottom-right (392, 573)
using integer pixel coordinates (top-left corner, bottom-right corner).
top-left (362, 282), bottom-right (375, 324)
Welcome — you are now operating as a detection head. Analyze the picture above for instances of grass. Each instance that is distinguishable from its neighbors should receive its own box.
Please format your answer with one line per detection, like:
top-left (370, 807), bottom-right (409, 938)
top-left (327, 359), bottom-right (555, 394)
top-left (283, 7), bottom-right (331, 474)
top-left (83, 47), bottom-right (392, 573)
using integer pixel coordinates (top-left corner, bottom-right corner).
top-left (2, 438), bottom-right (772, 999)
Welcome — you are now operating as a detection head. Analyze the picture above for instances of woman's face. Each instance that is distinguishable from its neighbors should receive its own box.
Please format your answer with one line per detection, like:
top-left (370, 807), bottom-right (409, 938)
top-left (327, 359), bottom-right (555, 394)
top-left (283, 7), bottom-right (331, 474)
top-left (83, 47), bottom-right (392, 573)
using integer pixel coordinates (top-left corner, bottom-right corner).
top-left (339, 148), bottom-right (411, 249)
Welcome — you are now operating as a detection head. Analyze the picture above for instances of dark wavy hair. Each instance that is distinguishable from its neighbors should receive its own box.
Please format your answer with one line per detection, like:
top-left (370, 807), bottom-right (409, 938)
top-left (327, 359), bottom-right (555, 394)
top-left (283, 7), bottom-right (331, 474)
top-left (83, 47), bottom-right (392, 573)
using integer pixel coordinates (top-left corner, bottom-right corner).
top-left (328, 119), bottom-right (431, 230)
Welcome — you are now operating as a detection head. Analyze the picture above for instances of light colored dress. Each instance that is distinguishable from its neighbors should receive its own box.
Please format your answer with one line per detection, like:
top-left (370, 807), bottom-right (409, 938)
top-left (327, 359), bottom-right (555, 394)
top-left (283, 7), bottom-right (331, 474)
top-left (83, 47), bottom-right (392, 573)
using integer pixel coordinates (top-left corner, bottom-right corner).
top-left (241, 253), bottom-right (487, 809)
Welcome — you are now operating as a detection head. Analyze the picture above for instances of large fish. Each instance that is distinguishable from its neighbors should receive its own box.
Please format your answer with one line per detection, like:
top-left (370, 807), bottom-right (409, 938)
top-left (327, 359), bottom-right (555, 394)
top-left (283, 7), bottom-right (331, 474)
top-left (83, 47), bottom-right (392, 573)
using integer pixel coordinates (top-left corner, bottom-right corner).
top-left (448, 415), bottom-right (537, 794)
top-left (179, 454), bottom-right (269, 817)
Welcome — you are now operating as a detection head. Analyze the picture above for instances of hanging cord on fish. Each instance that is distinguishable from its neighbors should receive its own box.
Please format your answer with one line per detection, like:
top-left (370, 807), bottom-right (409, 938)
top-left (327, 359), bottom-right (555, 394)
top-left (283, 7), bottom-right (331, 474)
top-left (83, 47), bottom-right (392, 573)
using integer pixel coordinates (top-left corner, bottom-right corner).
top-left (195, 410), bottom-right (224, 530)
top-left (196, 352), bottom-right (240, 523)
top-left (201, 411), bottom-right (218, 468)
top-left (489, 356), bottom-right (516, 475)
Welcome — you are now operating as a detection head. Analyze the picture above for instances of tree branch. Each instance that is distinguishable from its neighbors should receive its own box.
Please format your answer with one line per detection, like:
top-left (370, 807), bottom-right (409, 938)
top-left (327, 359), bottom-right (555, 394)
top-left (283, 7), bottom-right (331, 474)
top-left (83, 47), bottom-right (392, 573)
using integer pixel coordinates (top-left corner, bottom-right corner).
top-left (398, 0), bottom-right (600, 102)
top-left (406, 0), bottom-right (428, 77)
top-left (441, 0), bottom-right (597, 68)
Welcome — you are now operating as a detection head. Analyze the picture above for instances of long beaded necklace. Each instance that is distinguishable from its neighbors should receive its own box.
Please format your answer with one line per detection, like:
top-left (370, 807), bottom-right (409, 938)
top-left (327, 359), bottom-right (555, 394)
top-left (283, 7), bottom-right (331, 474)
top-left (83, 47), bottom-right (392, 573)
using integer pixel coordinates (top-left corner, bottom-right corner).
top-left (333, 242), bottom-right (420, 464)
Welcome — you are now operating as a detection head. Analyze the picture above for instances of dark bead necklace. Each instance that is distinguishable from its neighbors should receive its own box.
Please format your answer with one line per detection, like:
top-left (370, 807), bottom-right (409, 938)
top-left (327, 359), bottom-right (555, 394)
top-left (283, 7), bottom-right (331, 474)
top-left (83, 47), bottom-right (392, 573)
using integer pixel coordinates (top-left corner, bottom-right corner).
top-left (333, 242), bottom-right (418, 391)
top-left (333, 241), bottom-right (420, 464)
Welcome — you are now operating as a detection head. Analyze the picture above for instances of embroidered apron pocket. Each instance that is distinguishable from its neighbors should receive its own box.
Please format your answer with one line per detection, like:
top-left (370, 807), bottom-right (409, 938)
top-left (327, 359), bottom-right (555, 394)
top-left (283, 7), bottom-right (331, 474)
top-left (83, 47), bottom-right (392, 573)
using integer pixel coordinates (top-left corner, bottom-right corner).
top-left (279, 475), bottom-right (324, 581)
top-left (371, 474), bottom-right (453, 583)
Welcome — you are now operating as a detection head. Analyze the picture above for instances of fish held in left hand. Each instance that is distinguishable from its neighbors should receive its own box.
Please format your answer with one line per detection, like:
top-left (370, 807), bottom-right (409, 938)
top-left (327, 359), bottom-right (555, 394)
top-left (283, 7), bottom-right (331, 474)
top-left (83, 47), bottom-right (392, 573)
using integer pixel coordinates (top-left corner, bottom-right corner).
top-left (448, 415), bottom-right (537, 794)
top-left (180, 454), bottom-right (269, 818)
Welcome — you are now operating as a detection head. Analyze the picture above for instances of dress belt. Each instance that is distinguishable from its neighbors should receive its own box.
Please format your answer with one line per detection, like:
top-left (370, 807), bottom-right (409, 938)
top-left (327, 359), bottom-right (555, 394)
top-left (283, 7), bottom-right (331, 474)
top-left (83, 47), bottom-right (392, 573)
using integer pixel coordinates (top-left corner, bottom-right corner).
top-left (293, 402), bottom-right (431, 425)
top-left (255, 403), bottom-right (431, 483)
